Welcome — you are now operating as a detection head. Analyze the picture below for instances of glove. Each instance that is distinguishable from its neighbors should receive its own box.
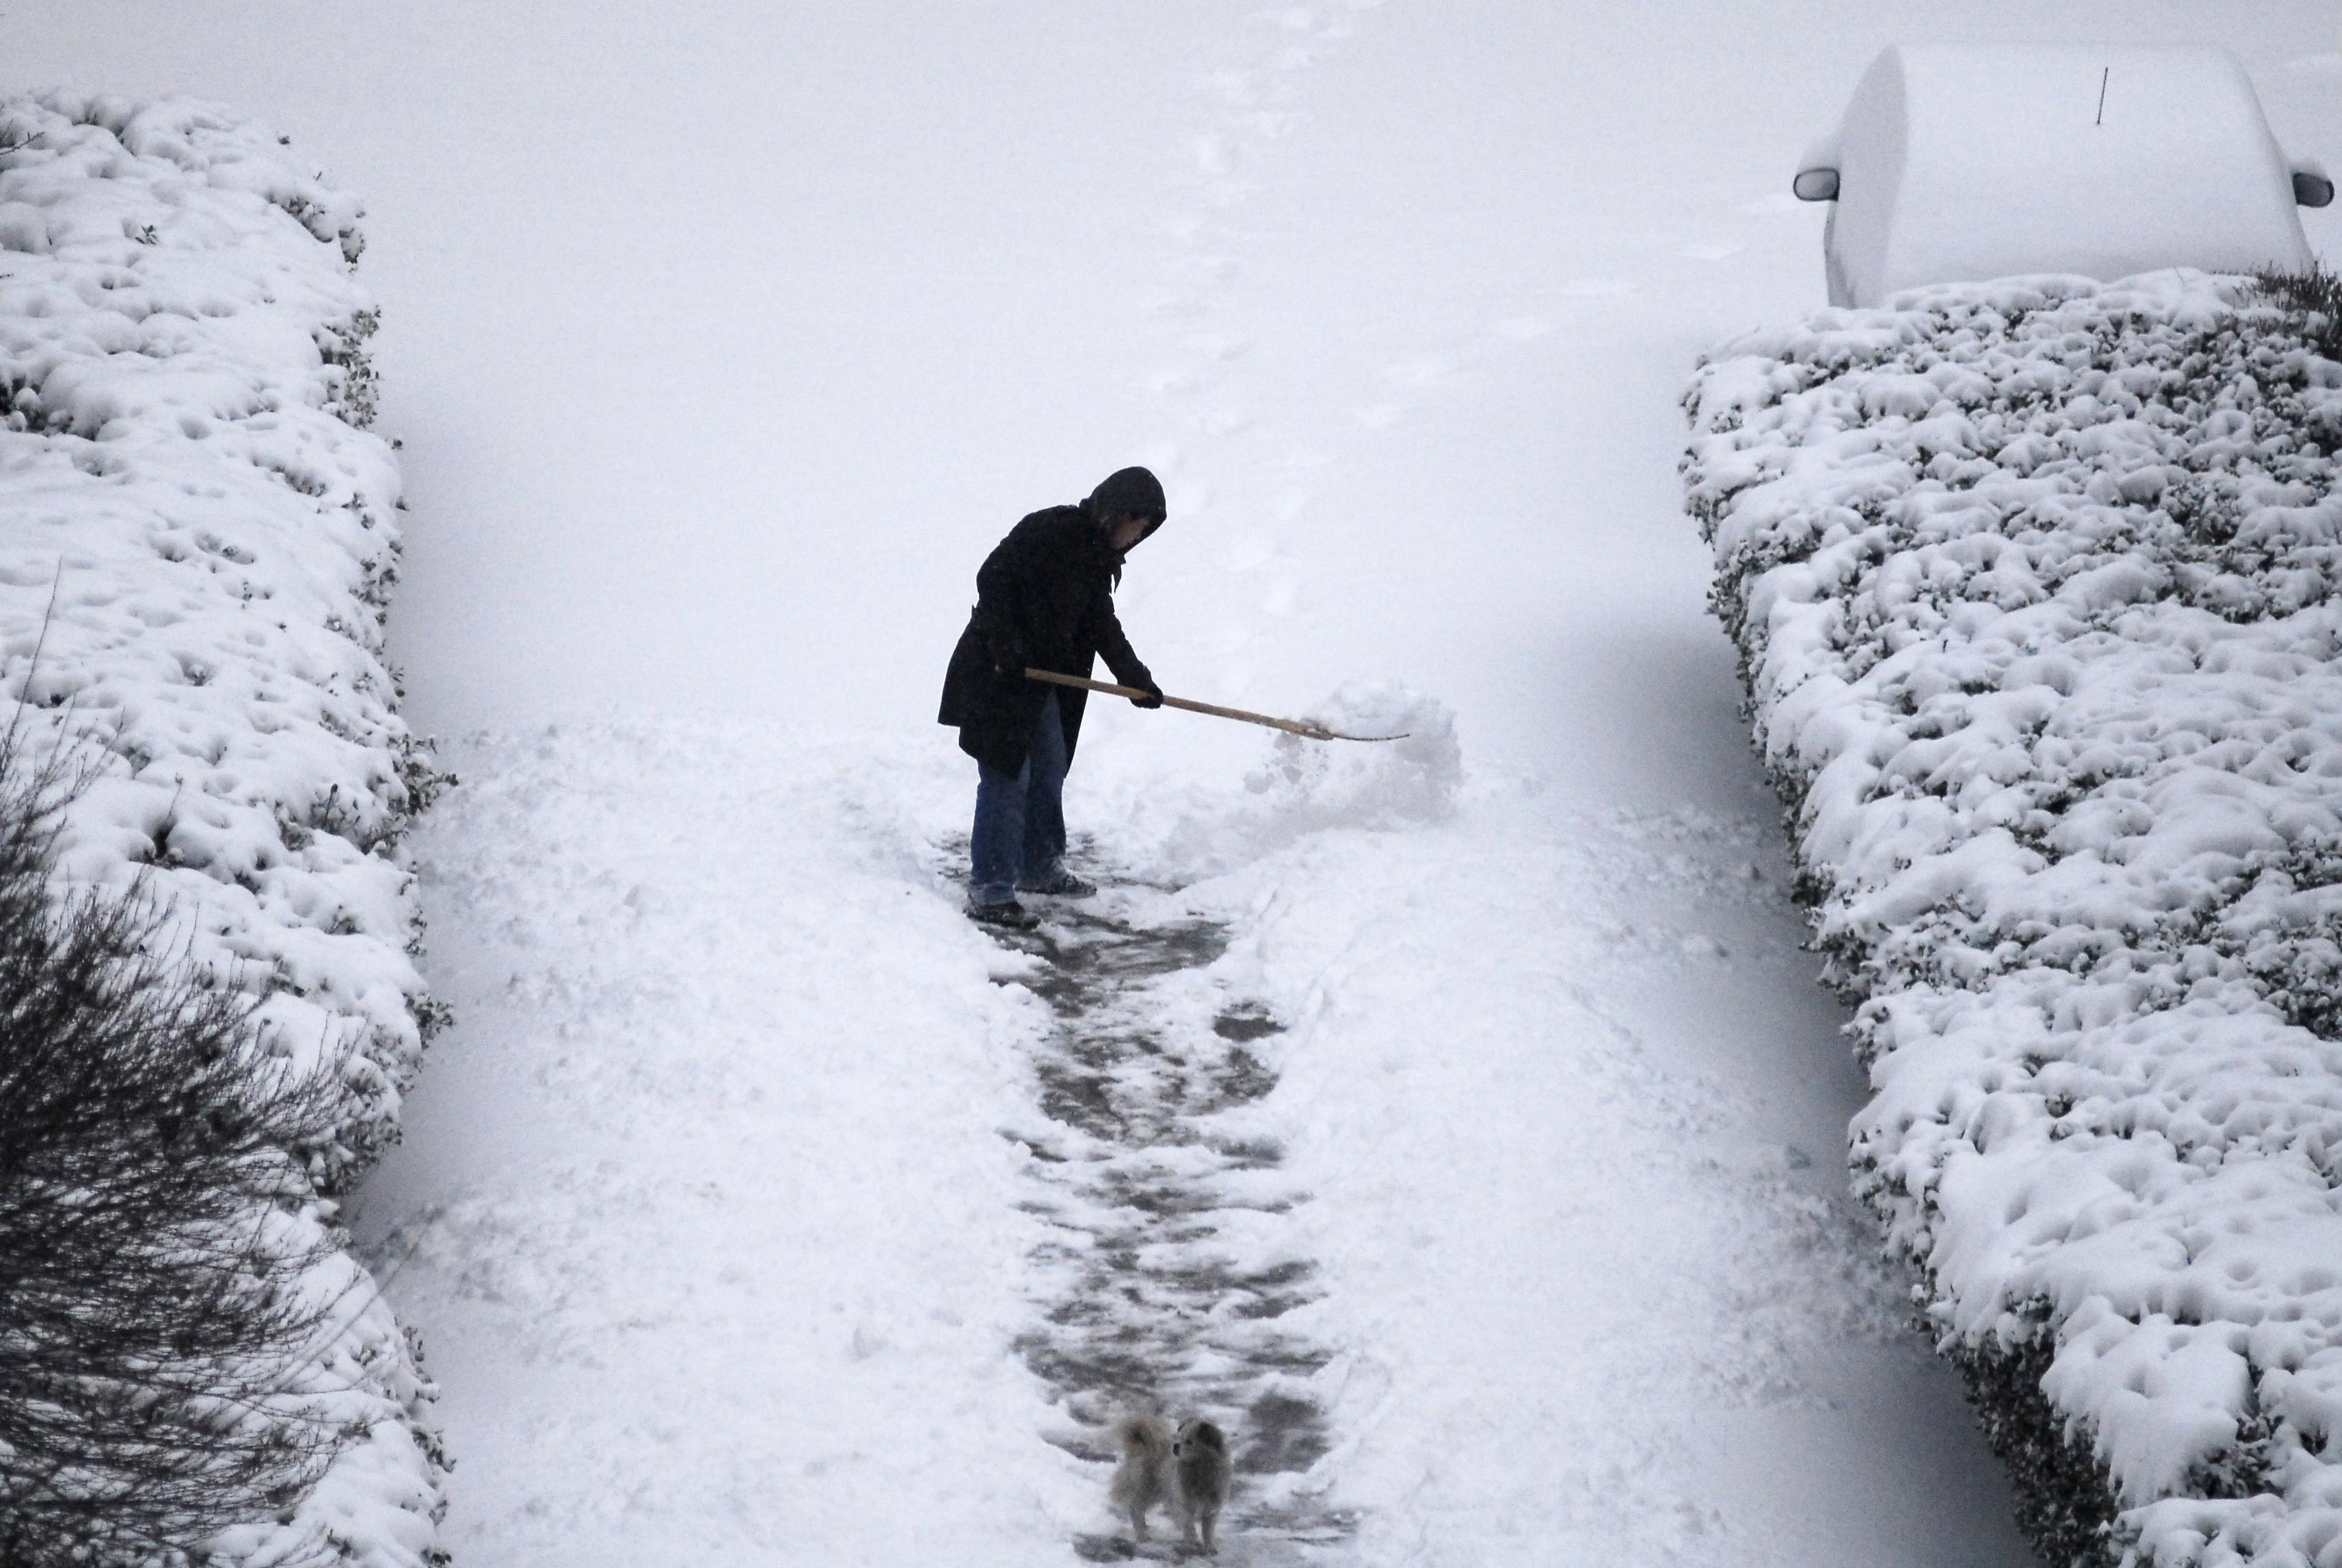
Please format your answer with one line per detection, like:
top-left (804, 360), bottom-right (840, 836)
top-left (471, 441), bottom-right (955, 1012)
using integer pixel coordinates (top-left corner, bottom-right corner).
top-left (1131, 678), bottom-right (1164, 710)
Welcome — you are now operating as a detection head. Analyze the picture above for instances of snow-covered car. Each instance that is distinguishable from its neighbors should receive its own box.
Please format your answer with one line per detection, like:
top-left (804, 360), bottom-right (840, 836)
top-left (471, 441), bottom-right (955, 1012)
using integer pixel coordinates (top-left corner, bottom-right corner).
top-left (1794, 44), bottom-right (2332, 308)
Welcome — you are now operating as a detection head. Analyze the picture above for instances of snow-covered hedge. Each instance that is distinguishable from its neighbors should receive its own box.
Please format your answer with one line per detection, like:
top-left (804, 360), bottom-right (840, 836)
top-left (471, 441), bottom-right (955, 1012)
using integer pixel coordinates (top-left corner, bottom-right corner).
top-left (0, 94), bottom-right (445, 1565)
top-left (1684, 271), bottom-right (2342, 1568)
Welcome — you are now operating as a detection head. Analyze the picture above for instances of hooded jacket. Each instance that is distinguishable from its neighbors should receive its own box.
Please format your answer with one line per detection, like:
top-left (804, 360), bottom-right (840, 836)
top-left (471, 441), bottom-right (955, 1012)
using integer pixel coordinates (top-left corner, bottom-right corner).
top-left (937, 467), bottom-right (1164, 775)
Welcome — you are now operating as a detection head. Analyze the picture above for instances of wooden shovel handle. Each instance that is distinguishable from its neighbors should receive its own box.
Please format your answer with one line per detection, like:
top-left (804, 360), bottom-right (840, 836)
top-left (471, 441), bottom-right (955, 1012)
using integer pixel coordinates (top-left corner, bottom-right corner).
top-left (1024, 668), bottom-right (1338, 741)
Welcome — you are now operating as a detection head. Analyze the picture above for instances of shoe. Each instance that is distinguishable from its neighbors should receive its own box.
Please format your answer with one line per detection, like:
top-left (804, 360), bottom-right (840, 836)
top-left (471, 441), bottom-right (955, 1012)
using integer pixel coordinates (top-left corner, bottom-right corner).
top-left (1019, 872), bottom-right (1098, 898)
top-left (967, 899), bottom-right (1040, 930)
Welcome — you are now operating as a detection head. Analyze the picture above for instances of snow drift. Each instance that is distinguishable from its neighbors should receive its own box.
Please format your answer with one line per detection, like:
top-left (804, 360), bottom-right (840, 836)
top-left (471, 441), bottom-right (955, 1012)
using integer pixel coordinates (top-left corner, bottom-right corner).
top-left (1685, 270), bottom-right (2342, 1566)
top-left (0, 94), bottom-right (444, 1565)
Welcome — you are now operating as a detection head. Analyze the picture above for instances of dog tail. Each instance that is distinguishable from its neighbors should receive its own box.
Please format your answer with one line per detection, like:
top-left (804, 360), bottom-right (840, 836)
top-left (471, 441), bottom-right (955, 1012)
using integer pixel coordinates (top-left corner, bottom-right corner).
top-left (1112, 1412), bottom-right (1171, 1456)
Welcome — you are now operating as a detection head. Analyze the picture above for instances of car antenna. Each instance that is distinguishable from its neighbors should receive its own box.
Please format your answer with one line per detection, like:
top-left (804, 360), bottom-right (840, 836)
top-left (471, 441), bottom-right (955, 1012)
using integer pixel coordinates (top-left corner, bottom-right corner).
top-left (2096, 66), bottom-right (2109, 128)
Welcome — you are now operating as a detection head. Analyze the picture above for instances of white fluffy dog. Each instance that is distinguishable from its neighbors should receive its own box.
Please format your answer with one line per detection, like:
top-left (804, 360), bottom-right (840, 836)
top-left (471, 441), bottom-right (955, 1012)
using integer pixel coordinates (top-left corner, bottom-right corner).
top-left (1109, 1412), bottom-right (1231, 1554)
top-left (1108, 1413), bottom-right (1173, 1542)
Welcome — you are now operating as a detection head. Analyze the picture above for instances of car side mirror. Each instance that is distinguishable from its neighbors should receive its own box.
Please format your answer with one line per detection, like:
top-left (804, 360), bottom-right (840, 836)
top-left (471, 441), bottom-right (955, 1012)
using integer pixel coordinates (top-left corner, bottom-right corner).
top-left (1793, 168), bottom-right (1840, 202)
top-left (2295, 169), bottom-right (2336, 208)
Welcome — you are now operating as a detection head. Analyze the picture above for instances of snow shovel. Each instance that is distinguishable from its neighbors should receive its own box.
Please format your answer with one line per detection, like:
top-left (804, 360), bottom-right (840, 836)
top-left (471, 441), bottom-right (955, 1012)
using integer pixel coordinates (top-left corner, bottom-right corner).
top-left (1024, 668), bottom-right (1409, 742)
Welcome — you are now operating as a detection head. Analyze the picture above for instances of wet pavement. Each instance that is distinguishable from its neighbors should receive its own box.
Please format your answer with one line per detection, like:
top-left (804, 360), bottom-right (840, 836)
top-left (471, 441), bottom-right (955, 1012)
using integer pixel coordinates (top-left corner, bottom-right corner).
top-left (982, 880), bottom-right (1356, 1562)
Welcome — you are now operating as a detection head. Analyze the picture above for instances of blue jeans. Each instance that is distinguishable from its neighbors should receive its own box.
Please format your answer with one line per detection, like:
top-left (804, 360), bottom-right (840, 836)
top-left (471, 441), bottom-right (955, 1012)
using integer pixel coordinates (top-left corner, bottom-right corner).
top-left (970, 691), bottom-right (1068, 906)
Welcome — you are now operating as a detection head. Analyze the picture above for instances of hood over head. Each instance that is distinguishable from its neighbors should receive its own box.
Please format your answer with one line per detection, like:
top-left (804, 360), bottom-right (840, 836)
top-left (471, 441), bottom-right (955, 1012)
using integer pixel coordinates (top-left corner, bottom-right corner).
top-left (1084, 466), bottom-right (1167, 548)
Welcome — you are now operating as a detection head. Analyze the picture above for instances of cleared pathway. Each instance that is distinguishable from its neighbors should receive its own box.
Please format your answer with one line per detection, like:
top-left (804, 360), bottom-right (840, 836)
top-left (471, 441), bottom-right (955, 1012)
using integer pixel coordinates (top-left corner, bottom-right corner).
top-left (975, 871), bottom-right (1353, 1562)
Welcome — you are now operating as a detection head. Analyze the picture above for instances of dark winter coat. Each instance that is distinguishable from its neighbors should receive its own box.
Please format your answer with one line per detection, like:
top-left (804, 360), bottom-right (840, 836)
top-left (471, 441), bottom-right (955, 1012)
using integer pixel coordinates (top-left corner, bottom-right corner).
top-left (938, 470), bottom-right (1164, 776)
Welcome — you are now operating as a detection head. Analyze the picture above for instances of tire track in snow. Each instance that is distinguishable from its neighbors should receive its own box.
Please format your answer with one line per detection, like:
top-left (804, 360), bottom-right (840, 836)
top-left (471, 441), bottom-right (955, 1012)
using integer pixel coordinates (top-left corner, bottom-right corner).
top-left (980, 873), bottom-right (1355, 1562)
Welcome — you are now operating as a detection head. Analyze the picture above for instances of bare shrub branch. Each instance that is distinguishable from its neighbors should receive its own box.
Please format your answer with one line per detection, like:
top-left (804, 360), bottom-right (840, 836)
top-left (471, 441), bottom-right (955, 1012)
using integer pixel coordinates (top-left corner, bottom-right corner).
top-left (0, 728), bottom-right (352, 1565)
top-left (2252, 261), bottom-right (2342, 361)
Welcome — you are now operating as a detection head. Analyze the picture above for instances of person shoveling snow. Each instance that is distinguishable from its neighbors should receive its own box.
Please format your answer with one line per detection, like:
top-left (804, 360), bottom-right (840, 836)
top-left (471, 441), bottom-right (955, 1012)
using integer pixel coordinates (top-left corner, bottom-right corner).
top-left (937, 466), bottom-right (1415, 929)
top-left (939, 466), bottom-right (1170, 929)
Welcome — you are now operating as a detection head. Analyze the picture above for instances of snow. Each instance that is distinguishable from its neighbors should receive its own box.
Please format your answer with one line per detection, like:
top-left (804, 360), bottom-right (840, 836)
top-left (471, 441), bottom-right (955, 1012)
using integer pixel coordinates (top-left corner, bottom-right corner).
top-left (1173, 683), bottom-right (1459, 864)
top-left (0, 95), bottom-right (441, 1565)
top-left (1194, 786), bottom-right (1947, 1563)
top-left (0, 92), bottom-right (421, 1179)
top-left (17, 2), bottom-right (2340, 1565)
top-left (1812, 45), bottom-right (2315, 308)
top-left (360, 713), bottom-right (2019, 1566)
top-left (1686, 271), bottom-right (2342, 1562)
top-left (354, 720), bottom-right (1064, 1561)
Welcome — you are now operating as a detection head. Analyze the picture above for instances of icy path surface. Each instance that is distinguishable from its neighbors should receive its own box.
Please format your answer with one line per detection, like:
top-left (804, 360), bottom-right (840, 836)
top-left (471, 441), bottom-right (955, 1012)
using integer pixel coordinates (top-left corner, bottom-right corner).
top-left (975, 882), bottom-right (1355, 1562)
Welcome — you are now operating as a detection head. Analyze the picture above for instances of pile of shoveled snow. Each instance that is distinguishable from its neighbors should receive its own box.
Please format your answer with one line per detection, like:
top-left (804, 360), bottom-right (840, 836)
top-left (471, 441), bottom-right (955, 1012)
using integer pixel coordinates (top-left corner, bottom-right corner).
top-left (1148, 682), bottom-right (1459, 871)
top-left (1685, 270), bottom-right (2342, 1567)
top-left (0, 95), bottom-right (444, 1564)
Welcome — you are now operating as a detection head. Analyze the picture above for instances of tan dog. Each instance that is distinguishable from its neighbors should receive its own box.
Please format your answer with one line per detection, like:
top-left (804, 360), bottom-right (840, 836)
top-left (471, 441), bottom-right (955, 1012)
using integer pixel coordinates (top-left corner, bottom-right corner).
top-left (1108, 1413), bottom-right (1174, 1542)
top-left (1171, 1417), bottom-right (1231, 1554)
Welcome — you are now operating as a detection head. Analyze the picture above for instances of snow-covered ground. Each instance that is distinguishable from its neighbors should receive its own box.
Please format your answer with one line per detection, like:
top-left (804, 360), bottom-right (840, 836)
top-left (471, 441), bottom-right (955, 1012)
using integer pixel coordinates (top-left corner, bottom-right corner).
top-left (19, 2), bottom-right (2340, 1562)
top-left (354, 710), bottom-right (2021, 1565)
